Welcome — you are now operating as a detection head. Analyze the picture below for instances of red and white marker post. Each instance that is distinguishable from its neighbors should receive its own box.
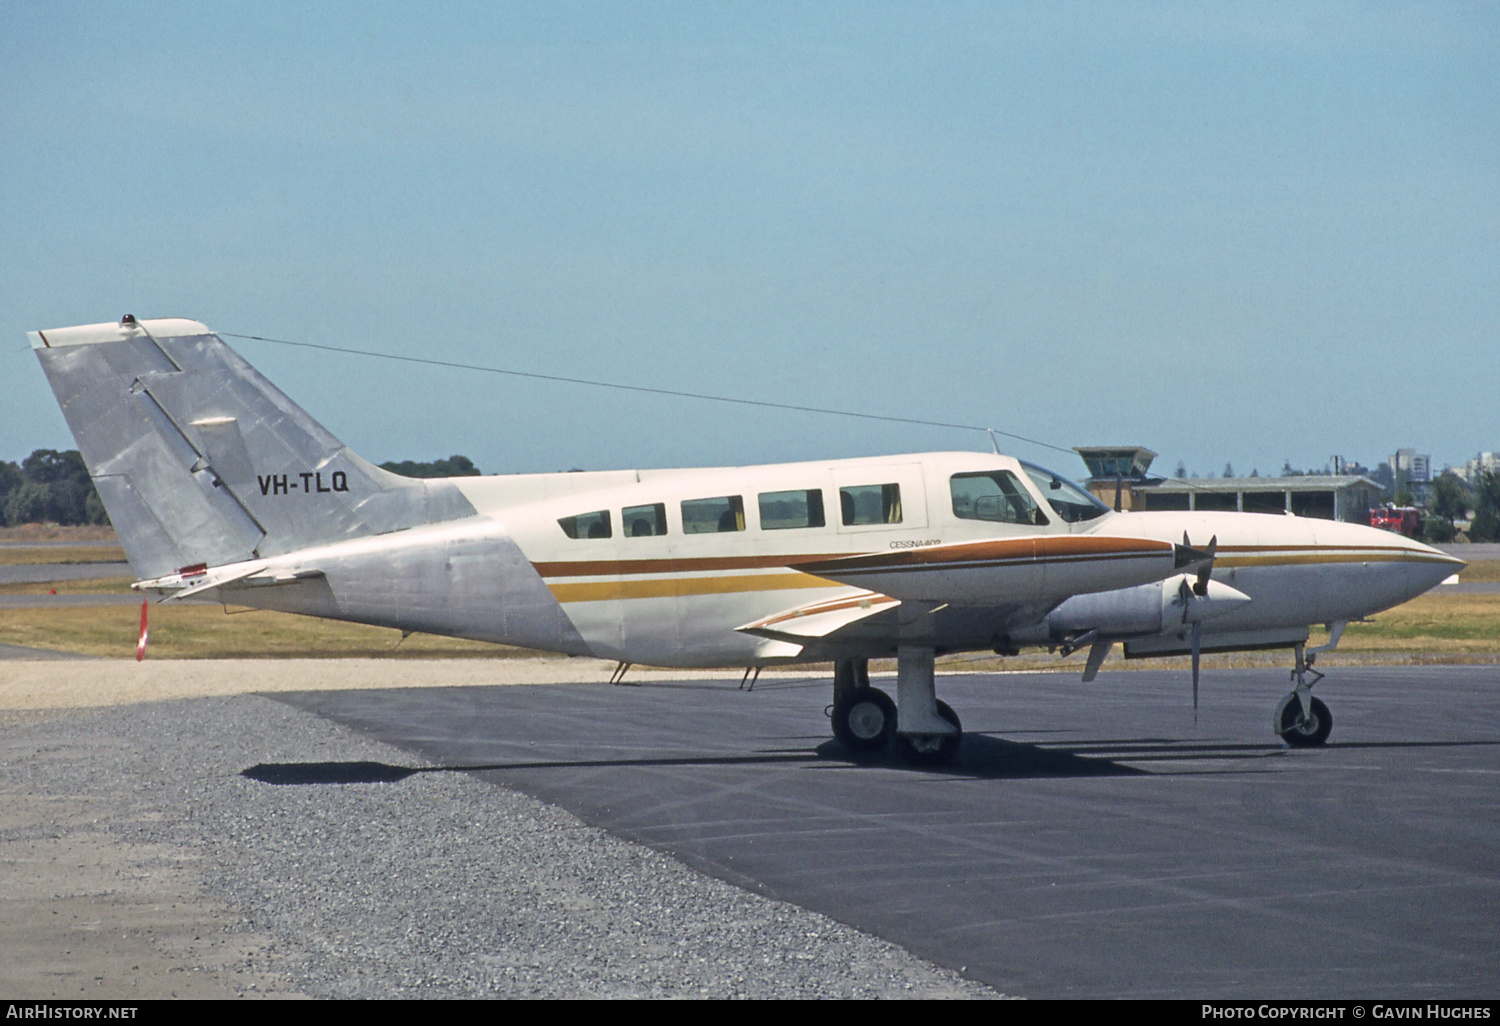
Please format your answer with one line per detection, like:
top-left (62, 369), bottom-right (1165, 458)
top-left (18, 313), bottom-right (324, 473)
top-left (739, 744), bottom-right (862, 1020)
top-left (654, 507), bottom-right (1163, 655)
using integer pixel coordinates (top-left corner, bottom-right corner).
top-left (135, 599), bottom-right (149, 661)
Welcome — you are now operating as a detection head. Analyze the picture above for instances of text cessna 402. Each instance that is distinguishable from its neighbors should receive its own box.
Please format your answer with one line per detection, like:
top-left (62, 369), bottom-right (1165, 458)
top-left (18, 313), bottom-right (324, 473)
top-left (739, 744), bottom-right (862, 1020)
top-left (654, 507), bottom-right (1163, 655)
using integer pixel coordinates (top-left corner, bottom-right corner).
top-left (33, 317), bottom-right (1464, 765)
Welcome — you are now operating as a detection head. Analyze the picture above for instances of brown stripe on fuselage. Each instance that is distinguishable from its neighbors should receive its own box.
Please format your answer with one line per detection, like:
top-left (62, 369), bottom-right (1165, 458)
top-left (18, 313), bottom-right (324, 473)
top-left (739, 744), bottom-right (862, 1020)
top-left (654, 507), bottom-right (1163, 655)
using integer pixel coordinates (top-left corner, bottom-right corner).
top-left (532, 553), bottom-right (846, 579)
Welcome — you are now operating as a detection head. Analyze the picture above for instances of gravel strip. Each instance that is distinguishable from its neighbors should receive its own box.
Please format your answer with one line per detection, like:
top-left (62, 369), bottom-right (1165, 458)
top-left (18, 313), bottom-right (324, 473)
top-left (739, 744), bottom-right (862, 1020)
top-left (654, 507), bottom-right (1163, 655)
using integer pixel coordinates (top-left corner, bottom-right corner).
top-left (1, 694), bottom-right (998, 999)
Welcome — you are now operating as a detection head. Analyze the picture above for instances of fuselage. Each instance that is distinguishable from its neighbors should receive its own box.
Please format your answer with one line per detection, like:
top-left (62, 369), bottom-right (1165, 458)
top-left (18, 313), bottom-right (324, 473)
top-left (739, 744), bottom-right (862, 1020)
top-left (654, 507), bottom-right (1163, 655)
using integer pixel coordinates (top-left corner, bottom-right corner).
top-left (214, 450), bottom-right (1461, 667)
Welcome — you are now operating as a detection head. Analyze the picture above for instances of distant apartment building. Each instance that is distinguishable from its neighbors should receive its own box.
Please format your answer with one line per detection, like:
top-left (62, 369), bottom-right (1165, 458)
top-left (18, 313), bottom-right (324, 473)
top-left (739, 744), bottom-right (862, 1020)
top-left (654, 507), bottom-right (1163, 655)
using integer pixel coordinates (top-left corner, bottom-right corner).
top-left (1389, 448), bottom-right (1431, 484)
top-left (1460, 451), bottom-right (1499, 483)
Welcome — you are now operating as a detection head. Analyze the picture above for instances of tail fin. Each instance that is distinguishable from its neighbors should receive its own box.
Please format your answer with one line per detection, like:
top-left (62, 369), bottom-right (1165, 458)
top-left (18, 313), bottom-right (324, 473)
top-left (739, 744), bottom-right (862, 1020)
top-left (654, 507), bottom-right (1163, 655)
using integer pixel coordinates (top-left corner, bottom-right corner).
top-left (31, 317), bottom-right (475, 580)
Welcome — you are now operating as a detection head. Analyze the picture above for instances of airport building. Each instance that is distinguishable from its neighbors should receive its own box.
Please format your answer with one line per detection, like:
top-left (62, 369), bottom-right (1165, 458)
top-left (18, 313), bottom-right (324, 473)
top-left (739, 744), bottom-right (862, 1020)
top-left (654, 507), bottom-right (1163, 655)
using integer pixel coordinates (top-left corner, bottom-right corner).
top-left (1073, 446), bottom-right (1385, 524)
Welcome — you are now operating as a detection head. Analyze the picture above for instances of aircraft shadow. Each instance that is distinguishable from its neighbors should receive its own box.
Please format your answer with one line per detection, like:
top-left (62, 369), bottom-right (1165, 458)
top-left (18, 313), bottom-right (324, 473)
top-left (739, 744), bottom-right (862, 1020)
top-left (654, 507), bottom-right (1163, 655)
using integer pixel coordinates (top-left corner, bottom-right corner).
top-left (814, 735), bottom-right (1149, 778)
top-left (241, 751), bottom-right (824, 785)
top-left (241, 735), bottom-right (1500, 786)
top-left (242, 760), bottom-right (425, 785)
top-left (241, 740), bottom-right (1149, 785)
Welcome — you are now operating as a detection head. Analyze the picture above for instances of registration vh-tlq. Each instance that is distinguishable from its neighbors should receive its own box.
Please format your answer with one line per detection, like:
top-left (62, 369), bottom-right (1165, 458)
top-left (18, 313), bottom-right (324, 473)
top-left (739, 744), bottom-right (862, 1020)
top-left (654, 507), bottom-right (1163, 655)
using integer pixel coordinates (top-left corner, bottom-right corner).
top-left (32, 317), bottom-right (1463, 765)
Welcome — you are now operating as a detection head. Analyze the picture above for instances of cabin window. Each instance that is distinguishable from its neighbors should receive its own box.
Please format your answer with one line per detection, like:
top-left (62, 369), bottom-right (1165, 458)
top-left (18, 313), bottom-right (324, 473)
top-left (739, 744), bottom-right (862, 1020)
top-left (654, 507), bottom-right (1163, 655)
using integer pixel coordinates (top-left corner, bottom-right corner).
top-left (840, 484), bottom-right (902, 526)
top-left (682, 495), bottom-right (745, 534)
top-left (623, 502), bottom-right (668, 537)
top-left (758, 489), bottom-right (826, 530)
top-left (558, 510), bottom-right (612, 539)
top-left (950, 472), bottom-right (1048, 526)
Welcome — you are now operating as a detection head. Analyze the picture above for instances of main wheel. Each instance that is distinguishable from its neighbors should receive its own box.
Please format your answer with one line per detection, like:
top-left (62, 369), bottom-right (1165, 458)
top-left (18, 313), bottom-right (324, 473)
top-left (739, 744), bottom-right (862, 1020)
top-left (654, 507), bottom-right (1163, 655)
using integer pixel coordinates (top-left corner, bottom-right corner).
top-left (832, 687), bottom-right (896, 753)
top-left (894, 700), bottom-right (962, 767)
top-left (1277, 694), bottom-right (1332, 747)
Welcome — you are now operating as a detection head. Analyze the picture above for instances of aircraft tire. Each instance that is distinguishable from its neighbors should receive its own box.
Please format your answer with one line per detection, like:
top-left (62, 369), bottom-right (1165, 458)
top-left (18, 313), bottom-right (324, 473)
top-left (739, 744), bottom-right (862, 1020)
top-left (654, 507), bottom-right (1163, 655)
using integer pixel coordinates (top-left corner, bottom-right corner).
top-left (1276, 694), bottom-right (1333, 747)
top-left (832, 687), bottom-right (896, 753)
top-left (894, 700), bottom-right (962, 767)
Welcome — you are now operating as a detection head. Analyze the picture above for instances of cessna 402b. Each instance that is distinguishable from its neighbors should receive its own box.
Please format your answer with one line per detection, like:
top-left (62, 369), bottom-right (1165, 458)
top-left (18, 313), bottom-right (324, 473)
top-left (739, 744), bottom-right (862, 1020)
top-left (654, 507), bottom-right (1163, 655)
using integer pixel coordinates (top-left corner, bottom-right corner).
top-left (32, 317), bottom-right (1463, 765)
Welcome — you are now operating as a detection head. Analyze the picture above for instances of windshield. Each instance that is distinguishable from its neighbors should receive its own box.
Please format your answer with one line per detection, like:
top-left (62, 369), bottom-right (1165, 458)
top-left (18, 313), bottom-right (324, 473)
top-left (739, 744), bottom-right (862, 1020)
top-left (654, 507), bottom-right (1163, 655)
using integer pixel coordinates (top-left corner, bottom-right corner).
top-left (1020, 462), bottom-right (1110, 523)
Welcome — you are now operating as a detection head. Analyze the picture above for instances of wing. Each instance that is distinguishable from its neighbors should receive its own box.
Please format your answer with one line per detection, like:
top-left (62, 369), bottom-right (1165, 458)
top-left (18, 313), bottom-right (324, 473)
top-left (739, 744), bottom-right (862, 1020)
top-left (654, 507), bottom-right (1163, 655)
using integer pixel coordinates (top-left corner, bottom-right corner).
top-left (737, 588), bottom-right (1061, 659)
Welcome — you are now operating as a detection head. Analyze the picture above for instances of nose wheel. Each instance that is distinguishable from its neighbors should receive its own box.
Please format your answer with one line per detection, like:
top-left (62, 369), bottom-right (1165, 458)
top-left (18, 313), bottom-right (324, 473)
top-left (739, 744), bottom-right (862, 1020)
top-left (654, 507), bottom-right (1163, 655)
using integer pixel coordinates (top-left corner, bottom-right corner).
top-left (1276, 693), bottom-right (1332, 747)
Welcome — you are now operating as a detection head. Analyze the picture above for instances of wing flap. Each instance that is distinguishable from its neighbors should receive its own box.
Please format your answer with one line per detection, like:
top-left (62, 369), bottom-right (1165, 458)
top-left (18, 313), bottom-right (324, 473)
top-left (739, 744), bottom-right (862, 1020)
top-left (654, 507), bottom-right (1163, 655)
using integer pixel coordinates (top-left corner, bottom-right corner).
top-left (736, 592), bottom-right (901, 642)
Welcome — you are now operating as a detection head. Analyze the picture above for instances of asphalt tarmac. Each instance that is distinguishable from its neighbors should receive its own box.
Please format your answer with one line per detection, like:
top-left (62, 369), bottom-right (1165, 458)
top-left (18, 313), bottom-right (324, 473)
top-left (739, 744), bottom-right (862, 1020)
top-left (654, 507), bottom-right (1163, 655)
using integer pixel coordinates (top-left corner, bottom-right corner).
top-left (275, 665), bottom-right (1500, 999)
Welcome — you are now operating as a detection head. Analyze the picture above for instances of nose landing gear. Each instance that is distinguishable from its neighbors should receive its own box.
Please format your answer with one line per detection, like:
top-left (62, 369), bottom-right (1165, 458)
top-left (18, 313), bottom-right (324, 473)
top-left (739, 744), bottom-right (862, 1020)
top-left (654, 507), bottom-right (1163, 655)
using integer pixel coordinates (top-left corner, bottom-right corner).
top-left (1274, 636), bottom-right (1336, 747)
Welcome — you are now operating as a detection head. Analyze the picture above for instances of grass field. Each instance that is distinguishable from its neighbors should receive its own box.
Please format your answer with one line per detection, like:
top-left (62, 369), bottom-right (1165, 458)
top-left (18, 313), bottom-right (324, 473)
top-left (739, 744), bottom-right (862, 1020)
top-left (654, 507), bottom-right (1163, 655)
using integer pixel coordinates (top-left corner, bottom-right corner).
top-left (0, 599), bottom-right (542, 660)
top-left (0, 545), bottom-right (126, 565)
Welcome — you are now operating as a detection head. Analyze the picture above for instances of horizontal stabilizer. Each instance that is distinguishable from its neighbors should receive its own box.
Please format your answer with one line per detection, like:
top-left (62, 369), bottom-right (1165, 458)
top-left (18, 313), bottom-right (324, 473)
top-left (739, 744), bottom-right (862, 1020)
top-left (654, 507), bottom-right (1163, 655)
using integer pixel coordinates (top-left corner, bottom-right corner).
top-left (134, 559), bottom-right (326, 602)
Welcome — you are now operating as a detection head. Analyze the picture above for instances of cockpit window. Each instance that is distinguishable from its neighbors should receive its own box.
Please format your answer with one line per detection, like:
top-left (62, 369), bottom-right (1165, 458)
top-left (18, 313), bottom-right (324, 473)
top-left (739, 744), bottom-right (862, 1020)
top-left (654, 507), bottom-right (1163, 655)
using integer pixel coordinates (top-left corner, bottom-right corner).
top-left (1020, 462), bottom-right (1110, 523)
top-left (951, 472), bottom-right (1048, 526)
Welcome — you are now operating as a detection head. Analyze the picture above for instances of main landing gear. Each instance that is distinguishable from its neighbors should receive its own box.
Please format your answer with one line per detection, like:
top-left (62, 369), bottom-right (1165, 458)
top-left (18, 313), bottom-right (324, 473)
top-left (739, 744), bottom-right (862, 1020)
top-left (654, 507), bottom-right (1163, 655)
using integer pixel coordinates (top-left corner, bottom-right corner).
top-left (1273, 634), bottom-right (1338, 747)
top-left (829, 648), bottom-right (962, 766)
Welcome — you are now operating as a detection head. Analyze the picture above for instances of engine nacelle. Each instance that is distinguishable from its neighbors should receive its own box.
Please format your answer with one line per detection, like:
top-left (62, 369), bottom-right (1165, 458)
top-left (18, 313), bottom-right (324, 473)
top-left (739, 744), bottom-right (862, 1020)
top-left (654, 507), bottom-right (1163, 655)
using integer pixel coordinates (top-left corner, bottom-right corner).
top-left (1008, 575), bottom-right (1251, 645)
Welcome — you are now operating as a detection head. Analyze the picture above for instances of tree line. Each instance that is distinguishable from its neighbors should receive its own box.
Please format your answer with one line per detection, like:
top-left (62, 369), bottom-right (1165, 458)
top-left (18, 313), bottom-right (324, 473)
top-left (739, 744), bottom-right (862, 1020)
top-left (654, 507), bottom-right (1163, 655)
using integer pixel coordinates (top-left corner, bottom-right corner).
top-left (0, 450), bottom-right (485, 528)
top-left (1426, 470), bottom-right (1500, 543)
top-left (0, 450), bottom-right (109, 527)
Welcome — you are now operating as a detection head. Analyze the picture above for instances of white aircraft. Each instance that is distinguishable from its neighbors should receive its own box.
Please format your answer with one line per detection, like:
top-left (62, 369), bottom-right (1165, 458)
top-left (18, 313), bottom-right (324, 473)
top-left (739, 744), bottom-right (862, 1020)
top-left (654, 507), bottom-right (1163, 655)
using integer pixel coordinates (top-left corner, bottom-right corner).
top-left (31, 317), bottom-right (1463, 765)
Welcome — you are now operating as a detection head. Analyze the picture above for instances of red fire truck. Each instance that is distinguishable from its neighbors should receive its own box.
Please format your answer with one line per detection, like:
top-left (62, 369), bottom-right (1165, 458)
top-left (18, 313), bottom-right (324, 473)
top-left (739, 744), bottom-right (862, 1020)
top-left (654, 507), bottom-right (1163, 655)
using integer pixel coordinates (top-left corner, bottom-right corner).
top-left (1370, 504), bottom-right (1421, 537)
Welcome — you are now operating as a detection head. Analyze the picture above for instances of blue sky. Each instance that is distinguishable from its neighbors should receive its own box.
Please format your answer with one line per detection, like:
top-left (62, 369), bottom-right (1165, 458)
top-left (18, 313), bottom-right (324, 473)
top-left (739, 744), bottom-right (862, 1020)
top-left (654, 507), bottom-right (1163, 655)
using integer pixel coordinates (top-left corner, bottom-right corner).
top-left (3, 2), bottom-right (1495, 481)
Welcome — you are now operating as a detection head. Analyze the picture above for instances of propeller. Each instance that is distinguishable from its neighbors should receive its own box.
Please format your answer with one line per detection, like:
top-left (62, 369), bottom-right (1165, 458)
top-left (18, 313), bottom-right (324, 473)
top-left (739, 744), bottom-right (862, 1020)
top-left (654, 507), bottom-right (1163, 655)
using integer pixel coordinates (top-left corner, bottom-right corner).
top-left (1179, 533), bottom-right (1219, 721)
top-left (1193, 535), bottom-right (1218, 596)
top-left (1190, 620), bottom-right (1201, 721)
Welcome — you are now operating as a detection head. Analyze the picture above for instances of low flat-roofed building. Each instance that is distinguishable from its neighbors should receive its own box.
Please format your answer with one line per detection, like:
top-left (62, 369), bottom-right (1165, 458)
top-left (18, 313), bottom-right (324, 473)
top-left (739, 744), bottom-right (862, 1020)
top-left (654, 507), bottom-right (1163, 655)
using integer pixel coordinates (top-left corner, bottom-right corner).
top-left (1073, 446), bottom-right (1385, 522)
top-left (1138, 475), bottom-right (1384, 523)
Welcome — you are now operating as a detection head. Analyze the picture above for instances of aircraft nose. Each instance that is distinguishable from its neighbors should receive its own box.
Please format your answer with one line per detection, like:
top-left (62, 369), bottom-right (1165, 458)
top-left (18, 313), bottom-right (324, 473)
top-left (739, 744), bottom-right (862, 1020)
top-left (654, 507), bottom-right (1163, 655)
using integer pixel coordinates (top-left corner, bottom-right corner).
top-left (1347, 525), bottom-right (1466, 602)
top-left (1397, 539), bottom-right (1466, 598)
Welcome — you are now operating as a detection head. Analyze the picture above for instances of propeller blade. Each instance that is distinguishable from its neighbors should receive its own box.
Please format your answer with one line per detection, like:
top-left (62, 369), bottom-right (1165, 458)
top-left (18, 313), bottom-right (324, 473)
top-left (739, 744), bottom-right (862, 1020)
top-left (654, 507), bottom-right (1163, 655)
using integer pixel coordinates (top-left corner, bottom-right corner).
top-left (1173, 542), bottom-right (1212, 569)
top-left (1190, 620), bottom-right (1201, 723)
top-left (1082, 639), bottom-right (1113, 682)
top-left (1194, 535), bottom-right (1218, 596)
